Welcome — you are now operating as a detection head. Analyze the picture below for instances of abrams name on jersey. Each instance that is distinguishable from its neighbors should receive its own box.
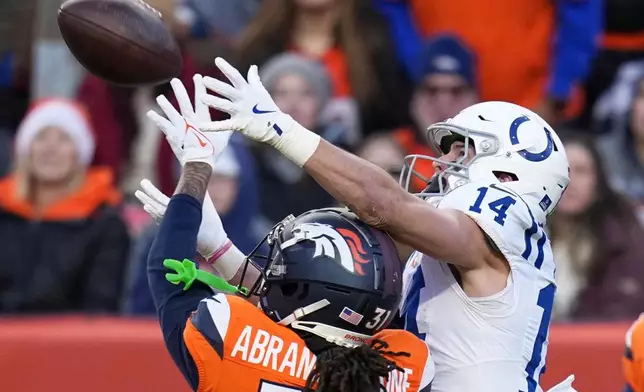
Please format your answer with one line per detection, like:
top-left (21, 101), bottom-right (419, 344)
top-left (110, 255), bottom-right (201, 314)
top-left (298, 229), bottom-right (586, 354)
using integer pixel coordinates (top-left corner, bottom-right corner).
top-left (401, 182), bottom-right (556, 392)
top-left (184, 293), bottom-right (435, 392)
top-left (231, 325), bottom-right (420, 391)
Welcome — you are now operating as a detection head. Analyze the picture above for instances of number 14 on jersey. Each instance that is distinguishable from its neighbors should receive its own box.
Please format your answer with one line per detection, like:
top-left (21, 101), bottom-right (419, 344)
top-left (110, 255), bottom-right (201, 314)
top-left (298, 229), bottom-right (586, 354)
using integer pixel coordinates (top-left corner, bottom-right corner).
top-left (468, 186), bottom-right (548, 269)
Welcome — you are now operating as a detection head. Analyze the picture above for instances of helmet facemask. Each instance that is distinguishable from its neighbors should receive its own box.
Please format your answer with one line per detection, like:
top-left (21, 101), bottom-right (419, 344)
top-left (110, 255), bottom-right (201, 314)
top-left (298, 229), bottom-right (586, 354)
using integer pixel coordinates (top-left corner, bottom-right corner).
top-left (399, 121), bottom-right (500, 199)
top-left (235, 214), bottom-right (298, 299)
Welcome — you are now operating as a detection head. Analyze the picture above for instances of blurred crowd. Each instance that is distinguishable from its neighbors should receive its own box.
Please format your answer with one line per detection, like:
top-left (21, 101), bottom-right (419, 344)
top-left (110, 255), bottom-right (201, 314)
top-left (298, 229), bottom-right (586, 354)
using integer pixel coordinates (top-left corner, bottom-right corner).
top-left (0, 0), bottom-right (643, 322)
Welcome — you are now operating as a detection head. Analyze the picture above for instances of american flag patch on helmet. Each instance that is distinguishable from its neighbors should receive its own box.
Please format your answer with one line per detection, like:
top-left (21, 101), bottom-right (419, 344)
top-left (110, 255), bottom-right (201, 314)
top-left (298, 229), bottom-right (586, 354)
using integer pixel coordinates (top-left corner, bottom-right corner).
top-left (339, 307), bottom-right (364, 325)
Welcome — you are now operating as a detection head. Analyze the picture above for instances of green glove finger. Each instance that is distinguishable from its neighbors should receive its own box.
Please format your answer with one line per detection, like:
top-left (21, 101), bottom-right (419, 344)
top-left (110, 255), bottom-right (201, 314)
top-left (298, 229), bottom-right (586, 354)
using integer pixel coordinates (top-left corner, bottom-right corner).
top-left (163, 258), bottom-right (185, 273)
top-left (163, 258), bottom-right (250, 296)
top-left (179, 259), bottom-right (199, 290)
top-left (165, 272), bottom-right (182, 285)
top-left (180, 259), bottom-right (198, 279)
top-left (163, 258), bottom-right (197, 290)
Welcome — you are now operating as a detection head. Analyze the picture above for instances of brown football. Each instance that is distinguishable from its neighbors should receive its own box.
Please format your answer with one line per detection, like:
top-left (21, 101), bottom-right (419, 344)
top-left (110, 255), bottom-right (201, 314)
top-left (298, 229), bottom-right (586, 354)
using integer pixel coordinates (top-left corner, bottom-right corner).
top-left (57, 0), bottom-right (182, 86)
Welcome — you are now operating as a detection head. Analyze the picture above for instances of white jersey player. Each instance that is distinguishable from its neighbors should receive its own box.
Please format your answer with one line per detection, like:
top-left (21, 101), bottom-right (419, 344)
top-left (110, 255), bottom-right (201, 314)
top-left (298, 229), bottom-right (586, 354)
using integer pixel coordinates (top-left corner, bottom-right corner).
top-left (396, 103), bottom-right (569, 392)
top-left (163, 58), bottom-right (573, 392)
top-left (401, 183), bottom-right (556, 392)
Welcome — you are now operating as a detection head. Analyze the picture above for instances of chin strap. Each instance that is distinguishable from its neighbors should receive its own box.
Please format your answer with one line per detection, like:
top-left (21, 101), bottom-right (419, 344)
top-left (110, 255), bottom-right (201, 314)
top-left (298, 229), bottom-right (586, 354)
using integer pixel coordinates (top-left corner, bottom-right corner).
top-left (273, 298), bottom-right (373, 349)
top-left (277, 299), bottom-right (330, 326)
top-left (291, 321), bottom-right (373, 348)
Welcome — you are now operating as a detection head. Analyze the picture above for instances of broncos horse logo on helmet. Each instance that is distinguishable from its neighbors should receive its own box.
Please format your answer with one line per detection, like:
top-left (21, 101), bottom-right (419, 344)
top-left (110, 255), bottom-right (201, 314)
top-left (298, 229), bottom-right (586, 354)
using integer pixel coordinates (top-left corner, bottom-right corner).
top-left (285, 222), bottom-right (371, 276)
top-left (238, 208), bottom-right (403, 350)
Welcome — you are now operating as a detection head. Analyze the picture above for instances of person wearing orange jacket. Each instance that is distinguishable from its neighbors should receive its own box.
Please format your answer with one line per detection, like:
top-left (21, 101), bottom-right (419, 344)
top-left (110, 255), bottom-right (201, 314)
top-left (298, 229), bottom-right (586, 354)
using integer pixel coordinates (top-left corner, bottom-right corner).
top-left (374, 0), bottom-right (602, 124)
top-left (0, 99), bottom-right (130, 313)
top-left (393, 34), bottom-right (479, 192)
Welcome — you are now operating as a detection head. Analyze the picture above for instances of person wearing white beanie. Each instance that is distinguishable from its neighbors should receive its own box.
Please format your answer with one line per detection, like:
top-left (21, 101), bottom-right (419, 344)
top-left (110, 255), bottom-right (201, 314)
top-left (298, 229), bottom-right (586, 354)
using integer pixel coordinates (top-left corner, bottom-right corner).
top-left (11, 98), bottom-right (98, 205)
top-left (15, 98), bottom-right (95, 167)
top-left (0, 98), bottom-right (131, 313)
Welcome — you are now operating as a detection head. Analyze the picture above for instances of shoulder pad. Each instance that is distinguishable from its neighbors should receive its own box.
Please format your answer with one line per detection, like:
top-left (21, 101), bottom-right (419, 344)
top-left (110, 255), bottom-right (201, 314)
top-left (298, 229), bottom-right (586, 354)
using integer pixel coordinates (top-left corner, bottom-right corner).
top-left (190, 293), bottom-right (232, 350)
top-left (626, 314), bottom-right (644, 356)
top-left (438, 182), bottom-right (551, 269)
top-left (375, 329), bottom-right (435, 390)
top-left (624, 314), bottom-right (644, 392)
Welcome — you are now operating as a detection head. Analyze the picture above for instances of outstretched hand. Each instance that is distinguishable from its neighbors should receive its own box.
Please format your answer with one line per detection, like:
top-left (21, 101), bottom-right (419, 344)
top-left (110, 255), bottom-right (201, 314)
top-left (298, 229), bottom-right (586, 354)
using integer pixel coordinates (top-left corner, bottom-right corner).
top-left (136, 179), bottom-right (230, 259)
top-left (198, 57), bottom-right (321, 167)
top-left (147, 75), bottom-right (233, 168)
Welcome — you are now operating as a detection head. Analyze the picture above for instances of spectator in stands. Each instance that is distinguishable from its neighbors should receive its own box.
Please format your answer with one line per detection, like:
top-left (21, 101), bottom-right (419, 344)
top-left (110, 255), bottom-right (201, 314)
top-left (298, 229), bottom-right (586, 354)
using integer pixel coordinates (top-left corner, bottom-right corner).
top-left (124, 138), bottom-right (260, 314)
top-left (580, 0), bottom-right (644, 127)
top-left (0, 2), bottom-right (31, 134)
top-left (0, 46), bottom-right (29, 177)
top-left (0, 99), bottom-right (130, 313)
top-left (393, 35), bottom-right (478, 192)
top-left (254, 53), bottom-right (349, 224)
top-left (597, 73), bottom-right (644, 204)
top-left (357, 132), bottom-right (405, 179)
top-left (396, 0), bottom-right (601, 124)
top-left (180, 0), bottom-right (259, 41)
top-left (550, 132), bottom-right (644, 321)
top-left (236, 0), bottom-right (409, 134)
top-left (76, 0), bottom-right (200, 198)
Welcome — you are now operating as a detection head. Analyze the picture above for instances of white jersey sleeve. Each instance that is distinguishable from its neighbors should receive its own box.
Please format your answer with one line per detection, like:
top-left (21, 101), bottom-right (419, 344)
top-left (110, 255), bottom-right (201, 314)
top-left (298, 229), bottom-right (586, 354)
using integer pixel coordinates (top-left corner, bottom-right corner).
top-left (437, 182), bottom-right (553, 274)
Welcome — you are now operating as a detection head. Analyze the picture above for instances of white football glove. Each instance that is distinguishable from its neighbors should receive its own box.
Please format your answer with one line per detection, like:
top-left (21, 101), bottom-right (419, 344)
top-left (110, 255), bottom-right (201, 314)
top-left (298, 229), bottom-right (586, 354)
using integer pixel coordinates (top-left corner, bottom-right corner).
top-left (147, 75), bottom-right (233, 168)
top-left (135, 179), bottom-right (244, 280)
top-left (199, 57), bottom-right (321, 167)
top-left (135, 179), bottom-right (229, 258)
top-left (546, 375), bottom-right (576, 392)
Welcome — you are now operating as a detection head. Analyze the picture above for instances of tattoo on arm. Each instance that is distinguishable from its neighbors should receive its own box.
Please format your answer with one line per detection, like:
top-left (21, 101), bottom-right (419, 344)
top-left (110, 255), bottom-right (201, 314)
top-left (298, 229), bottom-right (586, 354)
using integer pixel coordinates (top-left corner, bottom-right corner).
top-left (174, 162), bottom-right (212, 203)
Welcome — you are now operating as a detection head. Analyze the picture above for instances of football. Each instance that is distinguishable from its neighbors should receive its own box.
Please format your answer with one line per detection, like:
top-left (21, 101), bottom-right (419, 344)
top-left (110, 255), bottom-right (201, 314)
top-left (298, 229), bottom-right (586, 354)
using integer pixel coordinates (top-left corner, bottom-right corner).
top-left (57, 0), bottom-right (182, 86)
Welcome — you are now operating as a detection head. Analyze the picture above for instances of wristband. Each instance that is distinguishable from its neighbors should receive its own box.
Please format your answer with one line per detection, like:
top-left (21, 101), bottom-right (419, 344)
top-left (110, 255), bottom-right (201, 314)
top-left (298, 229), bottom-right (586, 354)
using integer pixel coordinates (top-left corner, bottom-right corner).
top-left (209, 242), bottom-right (246, 281)
top-left (272, 117), bottom-right (321, 167)
top-left (204, 240), bottom-right (233, 264)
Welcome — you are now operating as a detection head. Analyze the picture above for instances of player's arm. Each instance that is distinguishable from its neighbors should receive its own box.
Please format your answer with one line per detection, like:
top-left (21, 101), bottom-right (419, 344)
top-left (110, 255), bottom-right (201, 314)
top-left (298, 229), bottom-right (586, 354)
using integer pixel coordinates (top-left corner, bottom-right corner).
top-left (147, 162), bottom-right (215, 390)
top-left (200, 59), bottom-right (488, 269)
top-left (136, 179), bottom-right (261, 296)
top-left (304, 140), bottom-right (488, 269)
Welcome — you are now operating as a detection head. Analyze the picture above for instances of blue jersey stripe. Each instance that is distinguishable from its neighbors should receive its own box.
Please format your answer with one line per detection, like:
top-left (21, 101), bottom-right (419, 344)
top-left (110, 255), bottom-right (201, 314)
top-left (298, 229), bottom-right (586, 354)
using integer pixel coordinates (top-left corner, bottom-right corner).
top-left (524, 283), bottom-right (555, 392)
top-left (402, 266), bottom-right (427, 341)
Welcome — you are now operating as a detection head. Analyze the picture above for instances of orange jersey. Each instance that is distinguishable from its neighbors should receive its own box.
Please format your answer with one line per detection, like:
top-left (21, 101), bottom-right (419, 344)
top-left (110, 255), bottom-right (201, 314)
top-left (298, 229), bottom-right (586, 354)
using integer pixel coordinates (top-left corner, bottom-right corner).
top-left (625, 314), bottom-right (644, 392)
top-left (183, 293), bottom-right (434, 392)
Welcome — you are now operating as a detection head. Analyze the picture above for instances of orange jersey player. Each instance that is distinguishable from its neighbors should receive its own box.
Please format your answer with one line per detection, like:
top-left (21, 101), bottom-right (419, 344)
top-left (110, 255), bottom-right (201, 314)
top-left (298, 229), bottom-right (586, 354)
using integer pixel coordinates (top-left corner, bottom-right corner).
top-left (624, 314), bottom-right (644, 392)
top-left (183, 293), bottom-right (433, 392)
top-left (147, 189), bottom-right (435, 392)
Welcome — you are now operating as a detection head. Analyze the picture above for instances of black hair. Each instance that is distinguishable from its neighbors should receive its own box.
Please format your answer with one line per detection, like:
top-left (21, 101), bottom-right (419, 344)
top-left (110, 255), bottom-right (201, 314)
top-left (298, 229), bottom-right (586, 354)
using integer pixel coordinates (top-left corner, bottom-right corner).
top-left (304, 339), bottom-right (411, 392)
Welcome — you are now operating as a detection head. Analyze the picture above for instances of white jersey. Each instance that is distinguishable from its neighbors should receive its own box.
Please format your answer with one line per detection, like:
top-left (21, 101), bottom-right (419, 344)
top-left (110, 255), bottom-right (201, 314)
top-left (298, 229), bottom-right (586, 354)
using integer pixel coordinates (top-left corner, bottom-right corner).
top-left (400, 182), bottom-right (556, 392)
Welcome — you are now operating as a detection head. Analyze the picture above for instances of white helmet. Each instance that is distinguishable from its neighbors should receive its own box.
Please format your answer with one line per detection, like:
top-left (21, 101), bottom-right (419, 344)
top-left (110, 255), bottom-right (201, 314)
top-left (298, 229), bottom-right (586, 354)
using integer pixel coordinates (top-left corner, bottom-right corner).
top-left (400, 101), bottom-right (570, 222)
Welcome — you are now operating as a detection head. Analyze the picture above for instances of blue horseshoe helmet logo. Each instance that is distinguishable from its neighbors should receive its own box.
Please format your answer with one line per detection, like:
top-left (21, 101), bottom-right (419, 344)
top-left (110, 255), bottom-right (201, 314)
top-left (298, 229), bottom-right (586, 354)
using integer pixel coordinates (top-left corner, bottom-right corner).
top-left (508, 115), bottom-right (556, 162)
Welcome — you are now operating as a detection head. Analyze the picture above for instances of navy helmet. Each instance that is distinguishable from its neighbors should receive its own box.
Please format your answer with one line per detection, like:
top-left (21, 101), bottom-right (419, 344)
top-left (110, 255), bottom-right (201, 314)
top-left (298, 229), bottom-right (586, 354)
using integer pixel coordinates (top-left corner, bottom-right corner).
top-left (240, 208), bottom-right (403, 352)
